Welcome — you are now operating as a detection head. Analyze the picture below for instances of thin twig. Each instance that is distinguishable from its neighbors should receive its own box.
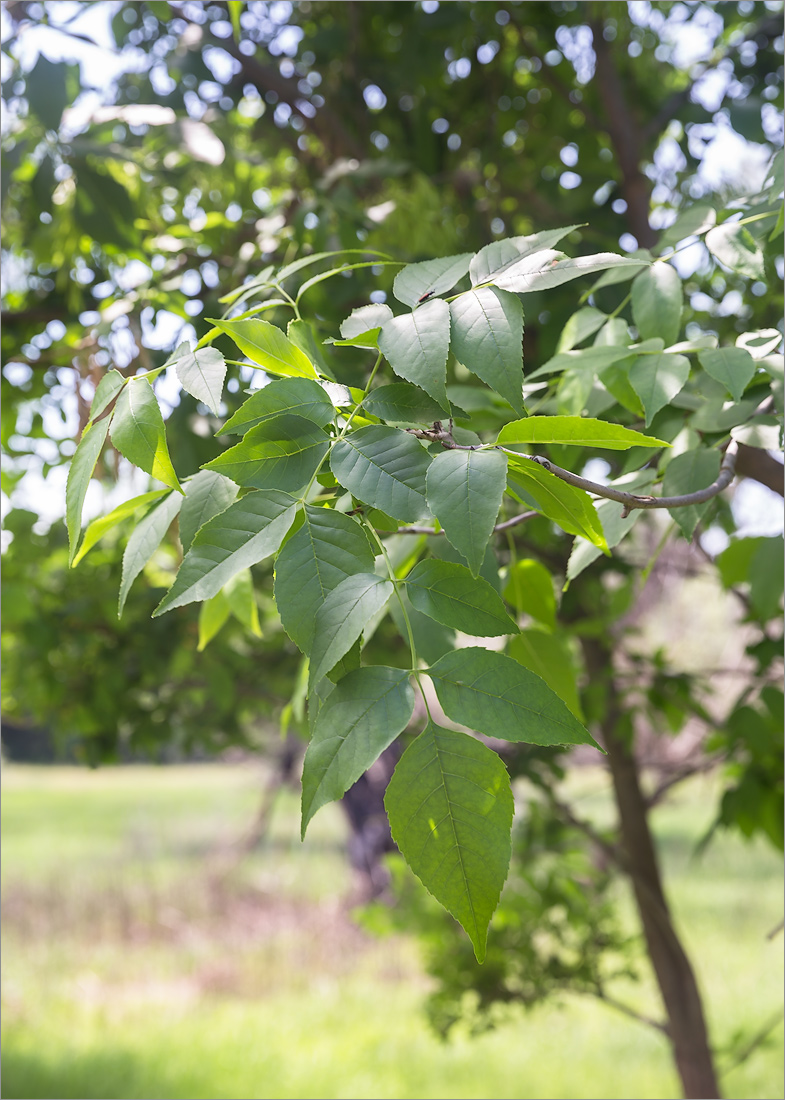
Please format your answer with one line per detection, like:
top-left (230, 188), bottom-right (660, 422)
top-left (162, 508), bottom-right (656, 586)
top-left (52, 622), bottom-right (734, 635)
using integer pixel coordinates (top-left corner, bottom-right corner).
top-left (593, 989), bottom-right (670, 1035)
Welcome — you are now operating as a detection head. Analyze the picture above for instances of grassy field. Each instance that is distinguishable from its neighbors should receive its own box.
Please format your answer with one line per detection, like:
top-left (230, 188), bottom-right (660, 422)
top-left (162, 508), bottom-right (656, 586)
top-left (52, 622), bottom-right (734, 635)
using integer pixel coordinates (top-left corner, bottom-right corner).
top-left (2, 762), bottom-right (783, 1100)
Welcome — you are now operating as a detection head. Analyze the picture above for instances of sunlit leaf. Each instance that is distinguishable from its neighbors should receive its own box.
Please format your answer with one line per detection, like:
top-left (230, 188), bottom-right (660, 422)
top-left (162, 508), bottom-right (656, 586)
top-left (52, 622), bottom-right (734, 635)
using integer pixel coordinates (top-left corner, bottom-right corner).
top-left (450, 286), bottom-right (525, 415)
top-left (393, 253), bottom-right (472, 307)
top-left (110, 379), bottom-right (182, 492)
top-left (210, 318), bottom-right (318, 378)
top-left (66, 416), bottom-right (111, 565)
top-left (497, 416), bottom-right (669, 450)
top-left (119, 491), bottom-right (184, 615)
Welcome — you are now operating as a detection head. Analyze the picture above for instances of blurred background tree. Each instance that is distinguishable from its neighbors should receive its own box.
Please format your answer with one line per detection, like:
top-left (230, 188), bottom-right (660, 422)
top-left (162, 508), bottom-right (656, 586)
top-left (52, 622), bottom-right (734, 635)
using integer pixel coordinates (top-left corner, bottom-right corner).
top-left (1, 3), bottom-right (783, 1098)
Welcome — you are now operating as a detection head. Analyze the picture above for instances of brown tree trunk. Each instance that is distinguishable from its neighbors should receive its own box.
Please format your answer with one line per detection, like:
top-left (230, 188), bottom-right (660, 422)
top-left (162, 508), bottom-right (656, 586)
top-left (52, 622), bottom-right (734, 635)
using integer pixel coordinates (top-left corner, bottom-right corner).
top-left (583, 638), bottom-right (721, 1100)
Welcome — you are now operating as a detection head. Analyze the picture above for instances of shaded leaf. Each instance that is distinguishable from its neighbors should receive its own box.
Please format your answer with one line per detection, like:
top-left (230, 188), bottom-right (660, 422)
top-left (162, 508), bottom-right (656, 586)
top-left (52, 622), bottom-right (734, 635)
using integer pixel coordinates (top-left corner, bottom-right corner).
top-left (308, 573), bottom-right (393, 687)
top-left (427, 647), bottom-right (598, 749)
top-left (153, 490), bottom-right (298, 615)
top-left (274, 504), bottom-right (375, 653)
top-left (339, 303), bottom-right (394, 343)
top-left (301, 666), bottom-right (415, 836)
top-left (66, 416), bottom-right (112, 565)
top-left (88, 370), bottom-right (126, 423)
top-left (378, 297), bottom-right (450, 409)
top-left (629, 353), bottom-right (690, 425)
top-left (631, 264), bottom-right (682, 348)
top-left (118, 491), bottom-right (184, 615)
top-left (363, 382), bottom-right (449, 425)
top-left (73, 489), bottom-right (168, 568)
top-left (503, 559), bottom-right (555, 630)
top-left (506, 458), bottom-right (608, 550)
top-left (706, 222), bottom-right (765, 279)
top-left (450, 287), bottom-right (525, 415)
top-left (426, 449), bottom-right (508, 576)
top-left (509, 631), bottom-right (584, 721)
top-left (330, 425), bottom-right (431, 521)
top-left (406, 559), bottom-right (518, 636)
top-left (220, 378), bottom-right (335, 436)
top-left (555, 307), bottom-right (608, 353)
top-left (471, 225), bottom-right (583, 286)
top-left (662, 447), bottom-right (721, 538)
top-left (204, 413), bottom-right (329, 493)
top-left (698, 347), bottom-right (756, 403)
top-left (178, 470), bottom-right (239, 552)
top-left (385, 721), bottom-right (513, 963)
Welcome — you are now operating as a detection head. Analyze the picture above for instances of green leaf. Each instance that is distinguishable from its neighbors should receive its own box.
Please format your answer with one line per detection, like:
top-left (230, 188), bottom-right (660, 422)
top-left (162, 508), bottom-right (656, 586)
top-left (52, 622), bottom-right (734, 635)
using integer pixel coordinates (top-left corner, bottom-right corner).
top-left (25, 55), bottom-right (67, 131)
top-left (406, 559), bottom-right (518, 636)
top-left (167, 341), bottom-right (227, 416)
top-left (631, 264), bottom-right (683, 348)
top-left (749, 537), bottom-right (785, 621)
top-left (301, 666), bottom-right (415, 837)
top-left (73, 489), bottom-right (169, 568)
top-left (362, 382), bottom-right (449, 425)
top-left (427, 647), bottom-right (598, 749)
top-left (153, 490), bottom-right (298, 615)
top-left (450, 287), bottom-right (525, 415)
top-left (393, 253), bottom-right (472, 308)
top-left (566, 471), bottom-right (657, 581)
top-left (227, 0), bottom-right (243, 40)
top-left (178, 470), bottom-right (239, 553)
top-left (88, 370), bottom-right (126, 423)
top-left (308, 573), bottom-right (393, 688)
top-left (210, 318), bottom-right (317, 378)
top-left (110, 379), bottom-right (182, 492)
top-left (497, 416), bottom-right (669, 450)
top-left (274, 504), bottom-right (375, 654)
top-left (204, 413), bottom-right (329, 493)
top-left (224, 567), bottom-right (261, 634)
top-left (330, 425), bottom-right (431, 521)
top-left (470, 225), bottom-right (583, 286)
top-left (705, 222), bottom-right (765, 279)
top-left (66, 416), bottom-right (112, 565)
top-left (275, 249), bottom-right (390, 285)
top-left (506, 458), bottom-right (608, 551)
top-left (662, 448), bottom-right (721, 538)
top-left (491, 251), bottom-right (648, 295)
top-left (385, 721), bottom-right (513, 963)
top-left (555, 307), bottom-right (608, 353)
top-left (731, 416), bottom-right (782, 450)
top-left (378, 297), bottom-right (450, 409)
top-left (527, 345), bottom-right (635, 382)
top-left (509, 631), bottom-right (584, 721)
top-left (698, 347), bottom-right (756, 403)
top-left (717, 537), bottom-right (764, 588)
top-left (425, 449), bottom-right (508, 576)
top-left (339, 303), bottom-right (394, 345)
top-left (287, 319), bottom-right (336, 380)
top-left (197, 589), bottom-right (232, 651)
top-left (503, 559), bottom-right (555, 630)
top-left (736, 330), bottom-right (782, 360)
top-left (629, 353), bottom-right (690, 426)
top-left (659, 203), bottom-right (716, 247)
top-left (220, 378), bottom-right (335, 436)
top-left (118, 491), bottom-right (184, 615)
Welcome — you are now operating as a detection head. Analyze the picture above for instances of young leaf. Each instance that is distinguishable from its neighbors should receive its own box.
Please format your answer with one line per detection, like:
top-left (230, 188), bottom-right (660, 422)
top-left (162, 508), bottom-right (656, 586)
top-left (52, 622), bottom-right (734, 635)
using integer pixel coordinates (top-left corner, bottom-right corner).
top-left (705, 222), bottom-right (765, 280)
top-left (427, 646), bottom-right (598, 749)
top-left (508, 630), bottom-right (584, 721)
top-left (497, 416), bottom-right (669, 450)
top-left (339, 302), bottom-right (394, 344)
top-left (330, 425), bottom-right (431, 521)
top-left (72, 489), bottom-right (169, 568)
top-left (426, 449), bottom-right (508, 576)
top-left (308, 573), bottom-right (393, 688)
top-left (66, 416), bottom-right (112, 565)
top-left (209, 318), bottom-right (317, 379)
top-left (470, 225), bottom-right (583, 286)
top-left (491, 251), bottom-right (648, 295)
top-left (274, 504), bottom-right (375, 654)
top-left (565, 470), bottom-right (657, 580)
top-left (301, 665), bottom-right (415, 836)
top-left (631, 264), bottom-right (683, 348)
top-left (168, 341), bottom-right (227, 415)
top-left (287, 319), bottom-right (335, 380)
top-left (224, 567), bottom-right (261, 635)
top-left (385, 721), bottom-right (513, 963)
top-left (450, 287), bottom-right (525, 415)
top-left (204, 413), bottom-right (329, 493)
top-left (110, 379), bottom-right (182, 492)
top-left (153, 490), bottom-right (298, 615)
top-left (506, 458), bottom-right (608, 551)
top-left (405, 559), bottom-right (519, 636)
top-left (503, 559), bottom-right (556, 630)
top-left (393, 253), bottom-right (472, 307)
top-left (88, 370), bottom-right (126, 423)
top-left (698, 347), bottom-right (756, 403)
top-left (662, 447), bottom-right (721, 538)
top-left (362, 382), bottom-right (449, 425)
top-left (198, 589), bottom-right (232, 651)
top-left (118, 490), bottom-right (184, 615)
top-left (629, 353), bottom-right (690, 426)
top-left (178, 470), bottom-right (239, 553)
top-left (378, 297), bottom-right (450, 409)
top-left (555, 307), bottom-right (608, 353)
top-left (219, 377), bottom-right (335, 436)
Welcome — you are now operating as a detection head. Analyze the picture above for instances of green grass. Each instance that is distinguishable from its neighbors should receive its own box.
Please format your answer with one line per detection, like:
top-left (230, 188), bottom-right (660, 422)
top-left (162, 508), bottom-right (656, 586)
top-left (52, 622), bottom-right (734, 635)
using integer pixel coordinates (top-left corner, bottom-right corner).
top-left (2, 763), bottom-right (783, 1100)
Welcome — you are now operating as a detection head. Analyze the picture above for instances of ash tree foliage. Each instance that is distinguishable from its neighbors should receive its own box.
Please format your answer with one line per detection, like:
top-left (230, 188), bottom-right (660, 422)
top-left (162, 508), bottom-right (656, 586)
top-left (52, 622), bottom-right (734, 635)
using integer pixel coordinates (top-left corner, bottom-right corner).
top-left (68, 163), bottom-right (782, 959)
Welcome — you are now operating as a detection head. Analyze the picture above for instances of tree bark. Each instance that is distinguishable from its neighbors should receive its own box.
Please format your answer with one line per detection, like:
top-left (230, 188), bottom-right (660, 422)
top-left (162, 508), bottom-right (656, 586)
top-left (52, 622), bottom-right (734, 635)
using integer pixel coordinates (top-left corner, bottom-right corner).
top-left (582, 637), bottom-right (721, 1100)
